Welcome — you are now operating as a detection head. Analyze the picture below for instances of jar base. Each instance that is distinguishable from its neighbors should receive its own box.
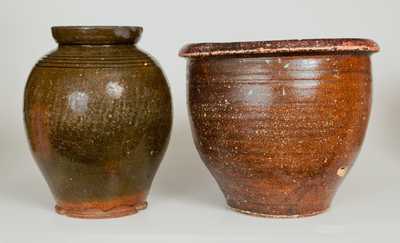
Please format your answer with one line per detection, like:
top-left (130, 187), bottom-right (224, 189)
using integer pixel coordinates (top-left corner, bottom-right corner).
top-left (228, 205), bottom-right (329, 218)
top-left (55, 201), bottom-right (148, 219)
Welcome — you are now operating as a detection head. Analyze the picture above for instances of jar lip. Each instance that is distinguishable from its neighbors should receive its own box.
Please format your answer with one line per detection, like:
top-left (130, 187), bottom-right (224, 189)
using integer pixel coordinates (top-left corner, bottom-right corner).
top-left (51, 26), bottom-right (143, 45)
top-left (179, 38), bottom-right (379, 58)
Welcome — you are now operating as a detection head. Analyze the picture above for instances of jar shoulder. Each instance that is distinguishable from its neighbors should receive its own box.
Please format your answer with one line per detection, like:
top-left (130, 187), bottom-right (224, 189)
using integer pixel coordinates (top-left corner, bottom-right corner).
top-left (31, 45), bottom-right (163, 70)
top-left (24, 45), bottom-right (171, 113)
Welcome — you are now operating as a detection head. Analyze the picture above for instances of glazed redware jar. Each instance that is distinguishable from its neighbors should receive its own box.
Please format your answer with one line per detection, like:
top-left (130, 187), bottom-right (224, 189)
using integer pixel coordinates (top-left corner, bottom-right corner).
top-left (24, 26), bottom-right (172, 218)
top-left (180, 39), bottom-right (379, 217)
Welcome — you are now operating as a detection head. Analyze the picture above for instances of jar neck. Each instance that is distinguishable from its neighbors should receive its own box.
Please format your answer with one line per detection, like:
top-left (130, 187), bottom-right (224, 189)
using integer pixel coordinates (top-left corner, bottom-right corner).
top-left (52, 26), bottom-right (143, 45)
top-left (53, 44), bottom-right (141, 58)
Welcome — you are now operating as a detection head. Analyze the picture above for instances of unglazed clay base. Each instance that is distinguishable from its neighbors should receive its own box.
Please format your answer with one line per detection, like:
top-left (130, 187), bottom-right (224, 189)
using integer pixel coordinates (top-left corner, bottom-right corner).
top-left (55, 202), bottom-right (148, 219)
top-left (229, 205), bottom-right (329, 218)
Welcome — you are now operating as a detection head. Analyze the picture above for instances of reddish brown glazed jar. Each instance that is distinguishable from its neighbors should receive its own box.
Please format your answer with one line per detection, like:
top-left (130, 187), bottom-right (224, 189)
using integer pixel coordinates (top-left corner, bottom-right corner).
top-left (24, 26), bottom-right (172, 219)
top-left (180, 38), bottom-right (379, 217)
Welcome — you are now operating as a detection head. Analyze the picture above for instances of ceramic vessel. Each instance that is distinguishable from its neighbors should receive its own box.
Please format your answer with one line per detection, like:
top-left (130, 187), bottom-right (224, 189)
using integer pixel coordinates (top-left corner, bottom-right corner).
top-left (180, 38), bottom-right (379, 217)
top-left (24, 26), bottom-right (172, 219)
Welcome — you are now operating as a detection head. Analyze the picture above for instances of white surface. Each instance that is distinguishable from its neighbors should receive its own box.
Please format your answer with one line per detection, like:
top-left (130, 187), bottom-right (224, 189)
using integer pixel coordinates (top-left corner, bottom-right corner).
top-left (0, 0), bottom-right (399, 242)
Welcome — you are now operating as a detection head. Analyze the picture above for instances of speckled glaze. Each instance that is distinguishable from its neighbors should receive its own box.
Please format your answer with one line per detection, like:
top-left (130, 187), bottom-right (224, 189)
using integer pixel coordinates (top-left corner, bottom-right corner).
top-left (180, 38), bottom-right (379, 218)
top-left (24, 26), bottom-right (172, 219)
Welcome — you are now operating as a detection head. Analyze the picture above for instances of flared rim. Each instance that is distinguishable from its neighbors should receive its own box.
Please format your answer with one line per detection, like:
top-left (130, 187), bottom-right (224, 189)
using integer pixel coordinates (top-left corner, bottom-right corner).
top-left (179, 38), bottom-right (379, 58)
top-left (51, 26), bottom-right (143, 45)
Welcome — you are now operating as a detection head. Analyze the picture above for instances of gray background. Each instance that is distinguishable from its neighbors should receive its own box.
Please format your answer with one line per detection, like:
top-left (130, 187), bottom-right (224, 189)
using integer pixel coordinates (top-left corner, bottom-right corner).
top-left (0, 0), bottom-right (398, 242)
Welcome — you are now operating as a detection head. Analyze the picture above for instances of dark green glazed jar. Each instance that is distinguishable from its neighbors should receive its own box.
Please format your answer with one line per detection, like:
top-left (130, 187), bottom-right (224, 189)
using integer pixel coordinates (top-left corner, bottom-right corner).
top-left (24, 26), bottom-right (172, 219)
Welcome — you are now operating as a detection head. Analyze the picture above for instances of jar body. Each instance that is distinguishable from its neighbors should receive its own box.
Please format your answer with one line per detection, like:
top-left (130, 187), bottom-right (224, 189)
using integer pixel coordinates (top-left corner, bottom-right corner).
top-left (24, 43), bottom-right (172, 218)
top-left (187, 54), bottom-right (372, 217)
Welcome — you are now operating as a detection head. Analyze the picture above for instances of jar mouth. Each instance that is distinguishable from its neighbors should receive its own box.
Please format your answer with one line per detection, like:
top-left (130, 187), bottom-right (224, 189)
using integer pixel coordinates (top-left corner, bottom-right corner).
top-left (179, 38), bottom-right (379, 58)
top-left (52, 26), bottom-right (143, 45)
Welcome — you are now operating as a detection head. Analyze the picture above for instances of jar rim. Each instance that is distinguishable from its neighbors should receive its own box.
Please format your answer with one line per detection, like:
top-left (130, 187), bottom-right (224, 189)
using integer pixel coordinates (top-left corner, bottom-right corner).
top-left (179, 38), bottom-right (379, 58)
top-left (51, 26), bottom-right (143, 45)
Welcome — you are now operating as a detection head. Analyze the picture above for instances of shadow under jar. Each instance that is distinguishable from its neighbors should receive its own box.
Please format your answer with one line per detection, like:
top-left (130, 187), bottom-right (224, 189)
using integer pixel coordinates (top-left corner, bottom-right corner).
top-left (24, 26), bottom-right (172, 219)
top-left (180, 38), bottom-right (379, 218)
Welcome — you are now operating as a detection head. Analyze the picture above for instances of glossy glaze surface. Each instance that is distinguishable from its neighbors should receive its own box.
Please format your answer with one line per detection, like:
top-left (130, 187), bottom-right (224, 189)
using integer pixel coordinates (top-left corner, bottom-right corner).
top-left (24, 26), bottom-right (172, 218)
top-left (181, 38), bottom-right (378, 217)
